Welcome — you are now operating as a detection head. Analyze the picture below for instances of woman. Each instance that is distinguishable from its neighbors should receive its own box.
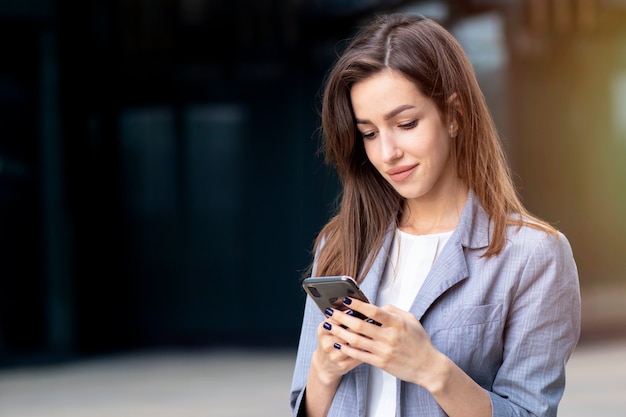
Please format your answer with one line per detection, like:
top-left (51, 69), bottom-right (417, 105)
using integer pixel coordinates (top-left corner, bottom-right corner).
top-left (290, 13), bottom-right (580, 417)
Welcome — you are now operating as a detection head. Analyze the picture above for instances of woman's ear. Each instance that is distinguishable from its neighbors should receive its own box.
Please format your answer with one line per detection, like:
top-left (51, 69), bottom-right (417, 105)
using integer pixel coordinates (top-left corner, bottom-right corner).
top-left (447, 92), bottom-right (460, 108)
top-left (447, 93), bottom-right (461, 138)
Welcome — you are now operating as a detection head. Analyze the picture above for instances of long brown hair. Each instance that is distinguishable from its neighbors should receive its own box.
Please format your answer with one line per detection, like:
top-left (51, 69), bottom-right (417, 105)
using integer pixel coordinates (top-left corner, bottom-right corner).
top-left (311, 13), bottom-right (554, 281)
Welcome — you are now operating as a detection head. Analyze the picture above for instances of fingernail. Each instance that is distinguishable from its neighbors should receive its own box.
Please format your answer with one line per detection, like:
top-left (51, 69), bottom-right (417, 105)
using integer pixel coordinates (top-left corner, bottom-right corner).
top-left (343, 297), bottom-right (352, 305)
top-left (333, 343), bottom-right (341, 350)
top-left (346, 309), bottom-right (354, 316)
top-left (323, 322), bottom-right (332, 331)
top-left (325, 307), bottom-right (333, 316)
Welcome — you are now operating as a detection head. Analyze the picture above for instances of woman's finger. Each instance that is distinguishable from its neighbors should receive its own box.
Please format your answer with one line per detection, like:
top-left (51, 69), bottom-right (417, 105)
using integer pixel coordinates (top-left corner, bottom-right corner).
top-left (341, 297), bottom-right (394, 327)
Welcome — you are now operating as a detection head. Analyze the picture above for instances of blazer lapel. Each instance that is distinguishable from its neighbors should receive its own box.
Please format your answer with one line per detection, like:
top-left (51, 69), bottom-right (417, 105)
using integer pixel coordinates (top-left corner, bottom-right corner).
top-left (409, 234), bottom-right (469, 319)
top-left (410, 190), bottom-right (491, 319)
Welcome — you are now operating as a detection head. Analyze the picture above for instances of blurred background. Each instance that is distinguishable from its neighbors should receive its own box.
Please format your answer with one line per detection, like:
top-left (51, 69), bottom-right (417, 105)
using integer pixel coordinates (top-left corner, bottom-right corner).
top-left (1, 0), bottom-right (625, 370)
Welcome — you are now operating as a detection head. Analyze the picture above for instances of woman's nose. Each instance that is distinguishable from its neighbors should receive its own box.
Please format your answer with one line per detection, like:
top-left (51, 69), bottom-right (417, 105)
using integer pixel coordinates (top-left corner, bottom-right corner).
top-left (380, 132), bottom-right (402, 162)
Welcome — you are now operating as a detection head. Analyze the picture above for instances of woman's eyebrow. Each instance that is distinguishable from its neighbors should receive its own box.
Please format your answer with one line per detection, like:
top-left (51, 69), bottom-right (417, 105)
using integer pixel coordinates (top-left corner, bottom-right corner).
top-left (384, 104), bottom-right (416, 120)
top-left (355, 104), bottom-right (416, 125)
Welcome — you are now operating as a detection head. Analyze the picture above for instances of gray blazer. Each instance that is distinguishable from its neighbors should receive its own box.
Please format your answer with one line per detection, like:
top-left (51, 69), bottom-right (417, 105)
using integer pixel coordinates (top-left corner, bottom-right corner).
top-left (290, 191), bottom-right (581, 416)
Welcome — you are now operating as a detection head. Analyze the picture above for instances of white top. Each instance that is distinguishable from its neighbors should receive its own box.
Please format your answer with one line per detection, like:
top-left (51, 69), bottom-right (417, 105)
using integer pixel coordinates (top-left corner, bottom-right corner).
top-left (366, 229), bottom-right (453, 417)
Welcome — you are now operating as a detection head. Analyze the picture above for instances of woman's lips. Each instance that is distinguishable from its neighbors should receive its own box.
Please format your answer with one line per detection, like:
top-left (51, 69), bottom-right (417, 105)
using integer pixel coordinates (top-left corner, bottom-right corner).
top-left (386, 164), bottom-right (418, 182)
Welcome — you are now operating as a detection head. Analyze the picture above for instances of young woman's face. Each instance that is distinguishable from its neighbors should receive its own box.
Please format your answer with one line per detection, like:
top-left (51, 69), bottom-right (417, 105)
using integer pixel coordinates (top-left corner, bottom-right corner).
top-left (350, 70), bottom-right (459, 204)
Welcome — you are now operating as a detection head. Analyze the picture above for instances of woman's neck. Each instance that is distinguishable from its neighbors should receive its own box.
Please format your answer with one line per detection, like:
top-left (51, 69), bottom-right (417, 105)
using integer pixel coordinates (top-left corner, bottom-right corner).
top-left (399, 184), bottom-right (469, 236)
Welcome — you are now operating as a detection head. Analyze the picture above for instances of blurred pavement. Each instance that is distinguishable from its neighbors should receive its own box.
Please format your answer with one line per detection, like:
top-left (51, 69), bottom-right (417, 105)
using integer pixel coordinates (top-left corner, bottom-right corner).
top-left (0, 349), bottom-right (296, 417)
top-left (0, 339), bottom-right (625, 416)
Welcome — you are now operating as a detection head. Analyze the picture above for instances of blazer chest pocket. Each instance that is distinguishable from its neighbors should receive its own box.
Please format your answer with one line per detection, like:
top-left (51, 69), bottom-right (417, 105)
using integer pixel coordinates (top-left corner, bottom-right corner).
top-left (429, 304), bottom-right (505, 385)
top-left (429, 304), bottom-right (505, 349)
top-left (436, 303), bottom-right (503, 330)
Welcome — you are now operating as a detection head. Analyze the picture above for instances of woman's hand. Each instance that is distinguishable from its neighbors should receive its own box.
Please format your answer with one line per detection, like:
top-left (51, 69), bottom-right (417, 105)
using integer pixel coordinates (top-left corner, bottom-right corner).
top-left (310, 310), bottom-right (363, 385)
top-left (304, 311), bottom-right (365, 417)
top-left (322, 298), bottom-right (442, 388)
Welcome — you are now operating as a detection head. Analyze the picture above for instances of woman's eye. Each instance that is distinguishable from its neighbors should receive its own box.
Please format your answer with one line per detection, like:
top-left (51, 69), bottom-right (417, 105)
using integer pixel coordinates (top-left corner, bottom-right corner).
top-left (399, 120), bottom-right (417, 129)
top-left (361, 131), bottom-right (376, 139)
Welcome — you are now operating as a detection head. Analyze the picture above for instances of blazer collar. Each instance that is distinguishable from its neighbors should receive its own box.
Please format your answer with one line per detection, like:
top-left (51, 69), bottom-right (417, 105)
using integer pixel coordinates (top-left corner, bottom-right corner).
top-left (457, 189), bottom-right (491, 251)
top-left (359, 190), bottom-right (492, 318)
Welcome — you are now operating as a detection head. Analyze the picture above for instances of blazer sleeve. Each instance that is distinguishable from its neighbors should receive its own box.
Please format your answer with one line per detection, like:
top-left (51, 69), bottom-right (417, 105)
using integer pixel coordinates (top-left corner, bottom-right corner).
top-left (489, 231), bottom-right (581, 417)
top-left (290, 293), bottom-right (326, 416)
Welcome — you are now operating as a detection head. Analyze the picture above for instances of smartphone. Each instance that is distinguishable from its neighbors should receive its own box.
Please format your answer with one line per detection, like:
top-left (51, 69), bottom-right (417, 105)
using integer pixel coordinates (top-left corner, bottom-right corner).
top-left (302, 275), bottom-right (379, 324)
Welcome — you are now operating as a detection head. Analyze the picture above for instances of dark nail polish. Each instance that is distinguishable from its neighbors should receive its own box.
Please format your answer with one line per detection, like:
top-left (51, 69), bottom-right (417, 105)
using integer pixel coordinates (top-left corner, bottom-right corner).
top-left (343, 297), bottom-right (352, 305)
top-left (346, 309), bottom-right (354, 316)
top-left (325, 307), bottom-right (333, 316)
top-left (333, 343), bottom-right (341, 350)
top-left (323, 322), bottom-right (332, 331)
